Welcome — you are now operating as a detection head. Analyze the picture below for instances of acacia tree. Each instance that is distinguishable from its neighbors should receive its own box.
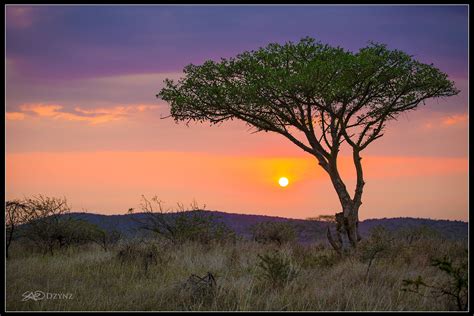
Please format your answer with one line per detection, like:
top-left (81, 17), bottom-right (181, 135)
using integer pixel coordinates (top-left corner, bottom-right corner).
top-left (157, 37), bottom-right (458, 250)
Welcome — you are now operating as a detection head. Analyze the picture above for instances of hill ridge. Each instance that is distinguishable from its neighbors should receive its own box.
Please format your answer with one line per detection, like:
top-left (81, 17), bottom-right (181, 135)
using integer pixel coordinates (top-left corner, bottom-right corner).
top-left (68, 210), bottom-right (468, 242)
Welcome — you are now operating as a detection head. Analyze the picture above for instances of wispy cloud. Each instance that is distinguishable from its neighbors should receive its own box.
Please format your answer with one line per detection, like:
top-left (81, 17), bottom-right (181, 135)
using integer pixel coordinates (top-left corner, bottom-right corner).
top-left (442, 114), bottom-right (468, 126)
top-left (5, 112), bottom-right (25, 120)
top-left (423, 113), bottom-right (468, 129)
top-left (7, 103), bottom-right (159, 124)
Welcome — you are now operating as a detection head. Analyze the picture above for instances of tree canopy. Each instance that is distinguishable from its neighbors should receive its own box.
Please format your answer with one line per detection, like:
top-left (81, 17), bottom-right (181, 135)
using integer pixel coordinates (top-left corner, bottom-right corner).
top-left (158, 37), bottom-right (458, 168)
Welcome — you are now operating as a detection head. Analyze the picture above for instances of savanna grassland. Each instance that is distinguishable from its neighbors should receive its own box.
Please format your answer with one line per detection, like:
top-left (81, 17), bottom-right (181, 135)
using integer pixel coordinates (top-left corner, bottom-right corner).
top-left (6, 227), bottom-right (468, 311)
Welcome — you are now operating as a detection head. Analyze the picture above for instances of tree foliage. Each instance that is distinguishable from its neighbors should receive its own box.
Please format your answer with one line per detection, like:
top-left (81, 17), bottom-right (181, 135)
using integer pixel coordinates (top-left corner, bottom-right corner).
top-left (159, 37), bottom-right (457, 160)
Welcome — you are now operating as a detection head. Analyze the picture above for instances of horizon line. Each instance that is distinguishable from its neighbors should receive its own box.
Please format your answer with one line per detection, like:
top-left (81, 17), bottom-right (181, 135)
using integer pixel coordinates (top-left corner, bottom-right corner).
top-left (69, 209), bottom-right (469, 223)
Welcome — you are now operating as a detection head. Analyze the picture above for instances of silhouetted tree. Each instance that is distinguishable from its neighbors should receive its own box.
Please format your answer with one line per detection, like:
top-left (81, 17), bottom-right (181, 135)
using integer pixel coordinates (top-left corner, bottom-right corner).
top-left (158, 37), bottom-right (458, 250)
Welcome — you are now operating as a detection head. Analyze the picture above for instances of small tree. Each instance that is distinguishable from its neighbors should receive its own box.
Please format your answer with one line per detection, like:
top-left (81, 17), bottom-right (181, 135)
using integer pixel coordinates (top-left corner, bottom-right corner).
top-left (158, 37), bottom-right (459, 250)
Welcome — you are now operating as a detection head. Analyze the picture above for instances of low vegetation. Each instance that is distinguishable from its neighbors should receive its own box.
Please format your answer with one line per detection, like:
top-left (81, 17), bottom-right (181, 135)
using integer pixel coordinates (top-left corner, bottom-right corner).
top-left (5, 196), bottom-right (468, 311)
top-left (250, 221), bottom-right (297, 245)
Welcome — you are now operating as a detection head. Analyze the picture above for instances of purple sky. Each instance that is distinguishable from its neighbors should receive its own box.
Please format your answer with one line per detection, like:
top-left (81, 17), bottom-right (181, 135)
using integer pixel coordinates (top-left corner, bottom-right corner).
top-left (7, 6), bottom-right (467, 77)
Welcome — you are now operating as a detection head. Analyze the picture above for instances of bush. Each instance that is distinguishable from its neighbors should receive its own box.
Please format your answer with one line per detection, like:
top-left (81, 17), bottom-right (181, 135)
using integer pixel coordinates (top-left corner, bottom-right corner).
top-left (18, 196), bottom-right (104, 255)
top-left (116, 241), bottom-right (169, 273)
top-left (358, 226), bottom-right (394, 280)
top-left (251, 221), bottom-right (296, 245)
top-left (397, 225), bottom-right (441, 244)
top-left (256, 250), bottom-right (299, 287)
top-left (180, 272), bottom-right (218, 307)
top-left (133, 196), bottom-right (236, 245)
top-left (91, 228), bottom-right (122, 251)
top-left (311, 252), bottom-right (340, 269)
top-left (171, 211), bottom-right (236, 245)
top-left (292, 244), bottom-right (339, 269)
top-left (402, 254), bottom-right (468, 311)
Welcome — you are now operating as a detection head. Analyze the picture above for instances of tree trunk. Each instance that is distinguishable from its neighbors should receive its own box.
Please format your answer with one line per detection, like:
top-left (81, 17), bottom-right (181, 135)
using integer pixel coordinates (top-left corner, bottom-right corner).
top-left (344, 206), bottom-right (361, 248)
top-left (326, 151), bottom-right (365, 253)
top-left (326, 160), bottom-right (362, 251)
top-left (328, 204), bottom-right (361, 251)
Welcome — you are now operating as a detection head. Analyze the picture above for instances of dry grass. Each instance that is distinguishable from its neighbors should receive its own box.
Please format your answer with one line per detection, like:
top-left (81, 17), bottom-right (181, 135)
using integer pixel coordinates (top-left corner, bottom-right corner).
top-left (6, 237), bottom-right (467, 311)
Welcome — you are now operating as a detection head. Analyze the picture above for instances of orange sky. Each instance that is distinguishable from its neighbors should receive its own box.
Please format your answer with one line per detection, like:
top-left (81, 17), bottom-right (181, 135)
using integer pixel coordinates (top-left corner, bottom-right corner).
top-left (5, 75), bottom-right (469, 220)
top-left (6, 150), bottom-right (468, 220)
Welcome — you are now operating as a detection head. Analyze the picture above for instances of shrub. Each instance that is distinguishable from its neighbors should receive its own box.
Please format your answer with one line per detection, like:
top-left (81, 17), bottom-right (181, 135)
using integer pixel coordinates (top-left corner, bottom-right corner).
top-left (132, 196), bottom-right (236, 245)
top-left (358, 225), bottom-right (394, 280)
top-left (181, 272), bottom-right (218, 306)
top-left (256, 250), bottom-right (299, 287)
top-left (116, 241), bottom-right (168, 273)
top-left (251, 221), bottom-right (296, 245)
top-left (311, 251), bottom-right (340, 269)
top-left (397, 225), bottom-right (441, 244)
top-left (292, 244), bottom-right (339, 269)
top-left (402, 255), bottom-right (468, 311)
top-left (91, 228), bottom-right (122, 251)
top-left (18, 196), bottom-right (102, 254)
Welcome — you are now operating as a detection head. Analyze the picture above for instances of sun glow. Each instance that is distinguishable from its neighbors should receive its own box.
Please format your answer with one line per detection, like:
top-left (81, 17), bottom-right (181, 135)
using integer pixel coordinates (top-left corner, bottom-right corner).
top-left (278, 177), bottom-right (289, 187)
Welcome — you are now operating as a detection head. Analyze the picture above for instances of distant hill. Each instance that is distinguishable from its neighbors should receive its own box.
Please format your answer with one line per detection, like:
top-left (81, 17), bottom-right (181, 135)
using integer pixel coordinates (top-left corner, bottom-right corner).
top-left (68, 210), bottom-right (468, 242)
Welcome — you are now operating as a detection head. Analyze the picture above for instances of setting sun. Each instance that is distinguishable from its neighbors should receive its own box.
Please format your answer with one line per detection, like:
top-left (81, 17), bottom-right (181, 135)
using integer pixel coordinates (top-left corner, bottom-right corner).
top-left (278, 177), bottom-right (289, 187)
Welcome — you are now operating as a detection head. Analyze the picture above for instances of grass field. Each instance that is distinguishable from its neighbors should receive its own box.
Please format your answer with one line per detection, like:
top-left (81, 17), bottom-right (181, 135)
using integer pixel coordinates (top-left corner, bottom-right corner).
top-left (6, 231), bottom-right (468, 311)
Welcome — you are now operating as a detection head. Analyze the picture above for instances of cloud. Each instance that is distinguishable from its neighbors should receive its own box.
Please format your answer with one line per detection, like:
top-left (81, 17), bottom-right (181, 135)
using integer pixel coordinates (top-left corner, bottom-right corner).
top-left (74, 104), bottom-right (158, 116)
top-left (5, 112), bottom-right (25, 120)
top-left (442, 114), bottom-right (468, 126)
top-left (423, 112), bottom-right (468, 129)
top-left (7, 103), bottom-right (159, 124)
